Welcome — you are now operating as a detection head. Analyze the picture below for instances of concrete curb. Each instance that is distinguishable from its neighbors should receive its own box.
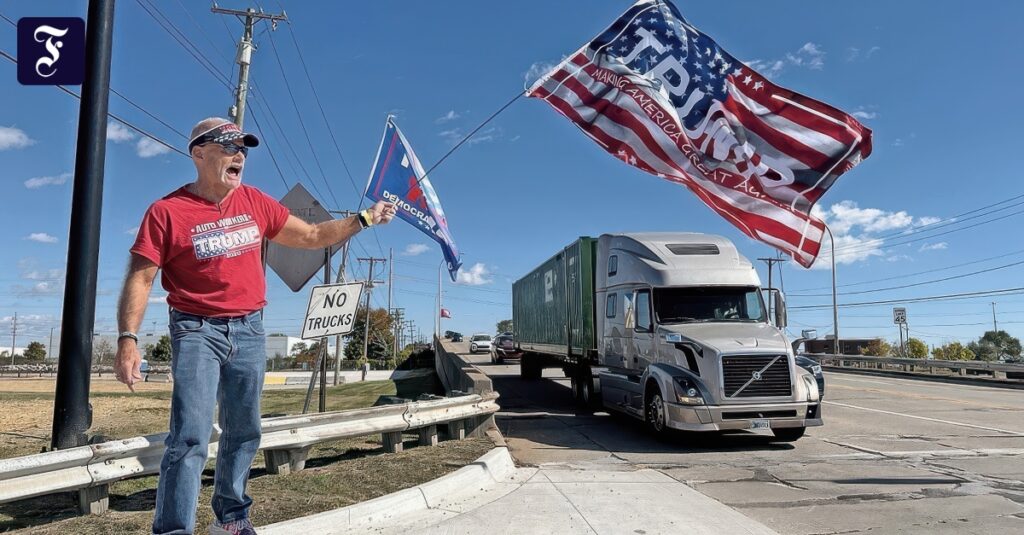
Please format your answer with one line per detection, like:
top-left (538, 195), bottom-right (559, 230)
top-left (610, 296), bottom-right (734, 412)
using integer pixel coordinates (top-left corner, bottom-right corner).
top-left (258, 447), bottom-right (514, 535)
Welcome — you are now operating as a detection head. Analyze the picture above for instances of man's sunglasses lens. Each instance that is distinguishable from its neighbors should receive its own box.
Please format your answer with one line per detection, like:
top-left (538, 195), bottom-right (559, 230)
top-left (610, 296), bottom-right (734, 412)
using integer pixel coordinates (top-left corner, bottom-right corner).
top-left (205, 142), bottom-right (247, 156)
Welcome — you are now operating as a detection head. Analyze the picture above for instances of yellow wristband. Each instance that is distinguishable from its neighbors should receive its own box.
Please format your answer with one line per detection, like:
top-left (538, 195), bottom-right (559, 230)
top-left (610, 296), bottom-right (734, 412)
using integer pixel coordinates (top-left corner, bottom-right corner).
top-left (358, 209), bottom-right (373, 228)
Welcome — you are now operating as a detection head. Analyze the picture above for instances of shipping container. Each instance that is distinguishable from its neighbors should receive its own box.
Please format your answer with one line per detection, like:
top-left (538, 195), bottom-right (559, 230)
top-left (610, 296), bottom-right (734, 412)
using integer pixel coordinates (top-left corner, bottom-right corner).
top-left (513, 237), bottom-right (597, 361)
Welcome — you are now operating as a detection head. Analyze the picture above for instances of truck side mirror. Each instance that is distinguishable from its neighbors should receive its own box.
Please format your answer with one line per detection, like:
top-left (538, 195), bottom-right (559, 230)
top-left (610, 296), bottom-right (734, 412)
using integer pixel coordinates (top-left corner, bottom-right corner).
top-left (773, 290), bottom-right (787, 329)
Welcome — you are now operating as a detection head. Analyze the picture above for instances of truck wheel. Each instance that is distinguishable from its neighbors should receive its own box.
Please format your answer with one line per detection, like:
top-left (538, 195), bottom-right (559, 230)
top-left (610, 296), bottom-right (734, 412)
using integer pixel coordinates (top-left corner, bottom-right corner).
top-left (771, 427), bottom-right (806, 442)
top-left (572, 366), bottom-right (596, 409)
top-left (645, 386), bottom-right (671, 437)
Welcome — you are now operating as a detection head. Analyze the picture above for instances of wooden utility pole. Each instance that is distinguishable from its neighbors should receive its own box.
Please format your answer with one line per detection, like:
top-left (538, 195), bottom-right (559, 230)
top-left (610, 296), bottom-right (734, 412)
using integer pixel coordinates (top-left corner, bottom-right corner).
top-left (328, 210), bottom-right (357, 384)
top-left (358, 257), bottom-right (387, 360)
top-left (757, 257), bottom-right (784, 318)
top-left (211, 4), bottom-right (287, 127)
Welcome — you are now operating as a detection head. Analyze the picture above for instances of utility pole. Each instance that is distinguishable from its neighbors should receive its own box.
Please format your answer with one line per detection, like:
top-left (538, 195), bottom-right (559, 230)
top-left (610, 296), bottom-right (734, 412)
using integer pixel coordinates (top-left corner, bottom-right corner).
top-left (211, 4), bottom-right (287, 127)
top-left (328, 210), bottom-right (357, 385)
top-left (392, 308), bottom-right (404, 358)
top-left (358, 257), bottom-right (387, 361)
top-left (49, 327), bottom-right (54, 362)
top-left (9, 313), bottom-right (16, 365)
top-left (387, 248), bottom-right (394, 356)
top-left (52, 0), bottom-right (115, 456)
top-left (992, 302), bottom-right (998, 332)
top-left (757, 257), bottom-right (784, 318)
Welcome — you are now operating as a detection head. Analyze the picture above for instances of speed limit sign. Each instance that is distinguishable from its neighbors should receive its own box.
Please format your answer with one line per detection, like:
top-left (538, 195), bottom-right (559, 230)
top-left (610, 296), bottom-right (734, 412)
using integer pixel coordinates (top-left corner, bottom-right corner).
top-left (893, 307), bottom-right (907, 325)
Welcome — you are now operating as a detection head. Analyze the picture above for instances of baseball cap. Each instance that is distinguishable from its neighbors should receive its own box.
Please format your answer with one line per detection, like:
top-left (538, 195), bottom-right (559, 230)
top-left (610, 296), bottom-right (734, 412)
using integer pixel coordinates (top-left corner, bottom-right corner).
top-left (187, 118), bottom-right (260, 153)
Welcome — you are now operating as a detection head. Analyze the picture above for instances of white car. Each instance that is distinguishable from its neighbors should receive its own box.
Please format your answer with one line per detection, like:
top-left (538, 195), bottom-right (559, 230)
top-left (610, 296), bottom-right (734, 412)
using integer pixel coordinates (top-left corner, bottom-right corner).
top-left (469, 334), bottom-right (492, 354)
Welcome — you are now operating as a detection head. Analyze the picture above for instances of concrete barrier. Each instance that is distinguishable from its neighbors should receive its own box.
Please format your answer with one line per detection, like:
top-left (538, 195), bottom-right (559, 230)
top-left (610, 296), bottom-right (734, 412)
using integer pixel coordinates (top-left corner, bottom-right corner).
top-left (434, 337), bottom-right (496, 438)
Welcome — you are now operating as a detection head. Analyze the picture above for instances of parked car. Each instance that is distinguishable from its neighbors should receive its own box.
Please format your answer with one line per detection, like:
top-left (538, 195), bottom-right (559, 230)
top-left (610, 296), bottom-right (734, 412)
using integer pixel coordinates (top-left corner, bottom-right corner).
top-left (491, 333), bottom-right (522, 363)
top-left (794, 355), bottom-right (825, 397)
top-left (469, 334), bottom-right (492, 353)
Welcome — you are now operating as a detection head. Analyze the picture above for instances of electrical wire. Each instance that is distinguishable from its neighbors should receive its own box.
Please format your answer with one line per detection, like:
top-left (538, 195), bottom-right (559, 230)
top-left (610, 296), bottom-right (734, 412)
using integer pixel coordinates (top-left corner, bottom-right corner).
top-left (790, 287), bottom-right (1024, 310)
top-left (789, 257), bottom-right (1024, 298)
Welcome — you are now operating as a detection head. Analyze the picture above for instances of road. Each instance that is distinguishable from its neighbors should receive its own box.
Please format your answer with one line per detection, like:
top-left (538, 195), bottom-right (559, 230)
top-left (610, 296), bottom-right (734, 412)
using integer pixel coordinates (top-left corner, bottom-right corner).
top-left (457, 345), bottom-right (1024, 534)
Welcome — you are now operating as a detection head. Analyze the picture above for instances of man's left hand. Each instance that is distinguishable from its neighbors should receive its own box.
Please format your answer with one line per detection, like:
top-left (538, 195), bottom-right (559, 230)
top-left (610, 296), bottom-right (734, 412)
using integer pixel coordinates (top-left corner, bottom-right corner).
top-left (368, 201), bottom-right (397, 225)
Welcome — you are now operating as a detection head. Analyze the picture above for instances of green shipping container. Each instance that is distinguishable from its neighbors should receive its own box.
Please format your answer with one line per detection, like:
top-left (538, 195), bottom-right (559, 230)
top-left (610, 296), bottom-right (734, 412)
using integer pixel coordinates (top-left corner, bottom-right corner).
top-left (512, 237), bottom-right (598, 361)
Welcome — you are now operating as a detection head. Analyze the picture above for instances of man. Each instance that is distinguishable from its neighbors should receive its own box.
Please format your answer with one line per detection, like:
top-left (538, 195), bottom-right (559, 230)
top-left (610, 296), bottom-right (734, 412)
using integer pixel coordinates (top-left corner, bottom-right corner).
top-left (114, 117), bottom-right (396, 535)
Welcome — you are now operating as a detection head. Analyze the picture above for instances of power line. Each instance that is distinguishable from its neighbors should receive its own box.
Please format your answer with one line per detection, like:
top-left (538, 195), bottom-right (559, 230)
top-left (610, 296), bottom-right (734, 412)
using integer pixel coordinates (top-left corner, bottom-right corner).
top-left (790, 287), bottom-right (1024, 310)
top-left (133, 0), bottom-right (233, 89)
top-left (789, 257), bottom-right (1024, 298)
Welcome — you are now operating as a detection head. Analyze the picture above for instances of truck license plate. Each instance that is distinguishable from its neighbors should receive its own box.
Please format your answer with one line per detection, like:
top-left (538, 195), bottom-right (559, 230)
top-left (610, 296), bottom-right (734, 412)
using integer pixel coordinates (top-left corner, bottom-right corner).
top-left (750, 419), bottom-right (771, 430)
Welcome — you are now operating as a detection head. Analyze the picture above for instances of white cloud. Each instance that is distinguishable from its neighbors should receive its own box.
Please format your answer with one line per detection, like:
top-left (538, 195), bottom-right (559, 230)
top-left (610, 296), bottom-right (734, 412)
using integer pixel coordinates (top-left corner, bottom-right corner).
top-left (745, 42), bottom-right (826, 80)
top-left (438, 126), bottom-right (502, 146)
top-left (455, 263), bottom-right (493, 286)
top-left (809, 201), bottom-right (938, 269)
top-left (847, 46), bottom-right (882, 61)
top-left (435, 110), bottom-right (461, 124)
top-left (148, 295), bottom-right (168, 304)
top-left (893, 138), bottom-right (905, 147)
top-left (26, 233), bottom-right (58, 244)
top-left (0, 126), bottom-right (34, 150)
top-left (136, 137), bottom-right (171, 158)
top-left (919, 242), bottom-right (948, 252)
top-left (107, 122), bottom-right (135, 143)
top-left (916, 216), bottom-right (941, 227)
top-left (126, 226), bottom-right (140, 235)
top-left (22, 268), bottom-right (62, 281)
top-left (24, 172), bottom-right (71, 189)
top-left (852, 110), bottom-right (877, 120)
top-left (523, 59), bottom-right (560, 87)
top-left (403, 243), bottom-right (430, 256)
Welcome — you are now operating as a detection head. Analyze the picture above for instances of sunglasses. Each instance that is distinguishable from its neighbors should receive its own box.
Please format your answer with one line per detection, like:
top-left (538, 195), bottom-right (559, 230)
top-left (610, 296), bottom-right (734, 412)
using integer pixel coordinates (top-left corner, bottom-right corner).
top-left (203, 141), bottom-right (248, 156)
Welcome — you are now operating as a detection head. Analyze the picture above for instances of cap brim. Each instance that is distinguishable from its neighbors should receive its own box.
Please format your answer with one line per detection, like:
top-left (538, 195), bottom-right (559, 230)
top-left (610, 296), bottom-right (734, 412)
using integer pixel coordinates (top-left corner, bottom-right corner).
top-left (218, 131), bottom-right (260, 148)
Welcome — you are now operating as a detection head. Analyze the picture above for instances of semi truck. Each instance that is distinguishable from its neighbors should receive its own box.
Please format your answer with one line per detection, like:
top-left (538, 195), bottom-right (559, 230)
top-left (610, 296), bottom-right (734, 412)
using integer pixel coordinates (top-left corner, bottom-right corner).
top-left (512, 233), bottom-right (822, 441)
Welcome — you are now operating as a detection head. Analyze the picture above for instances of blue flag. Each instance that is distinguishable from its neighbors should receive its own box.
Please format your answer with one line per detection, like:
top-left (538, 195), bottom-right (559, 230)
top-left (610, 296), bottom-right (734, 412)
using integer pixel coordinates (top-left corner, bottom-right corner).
top-left (364, 117), bottom-right (463, 281)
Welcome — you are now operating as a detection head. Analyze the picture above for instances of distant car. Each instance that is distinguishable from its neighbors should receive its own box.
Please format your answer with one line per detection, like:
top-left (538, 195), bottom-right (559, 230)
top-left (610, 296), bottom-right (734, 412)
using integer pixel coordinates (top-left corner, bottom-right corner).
top-left (451, 333), bottom-right (463, 342)
top-left (795, 355), bottom-right (825, 397)
top-left (469, 334), bottom-right (492, 354)
top-left (491, 334), bottom-right (522, 363)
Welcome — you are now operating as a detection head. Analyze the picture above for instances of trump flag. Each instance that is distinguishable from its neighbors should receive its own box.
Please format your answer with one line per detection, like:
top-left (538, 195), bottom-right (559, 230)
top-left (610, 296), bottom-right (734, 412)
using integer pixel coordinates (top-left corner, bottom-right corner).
top-left (365, 117), bottom-right (463, 280)
top-left (528, 0), bottom-right (872, 267)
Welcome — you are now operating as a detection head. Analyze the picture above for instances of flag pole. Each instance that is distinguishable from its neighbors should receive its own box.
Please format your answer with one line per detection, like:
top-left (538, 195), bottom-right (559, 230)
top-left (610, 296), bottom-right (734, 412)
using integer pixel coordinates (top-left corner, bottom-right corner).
top-left (825, 225), bottom-right (839, 355)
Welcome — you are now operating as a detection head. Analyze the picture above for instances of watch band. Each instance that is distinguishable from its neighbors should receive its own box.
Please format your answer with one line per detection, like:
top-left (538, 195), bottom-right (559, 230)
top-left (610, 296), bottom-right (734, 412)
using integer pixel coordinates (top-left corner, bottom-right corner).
top-left (118, 331), bottom-right (139, 343)
top-left (357, 210), bottom-right (373, 229)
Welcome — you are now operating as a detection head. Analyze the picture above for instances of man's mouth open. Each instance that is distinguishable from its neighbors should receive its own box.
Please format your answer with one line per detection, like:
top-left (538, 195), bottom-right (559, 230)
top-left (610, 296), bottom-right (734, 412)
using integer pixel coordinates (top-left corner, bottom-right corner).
top-left (226, 165), bottom-right (242, 179)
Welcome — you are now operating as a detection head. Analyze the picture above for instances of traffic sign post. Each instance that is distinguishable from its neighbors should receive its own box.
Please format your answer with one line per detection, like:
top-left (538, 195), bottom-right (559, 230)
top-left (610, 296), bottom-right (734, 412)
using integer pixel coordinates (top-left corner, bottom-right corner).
top-left (893, 307), bottom-right (908, 355)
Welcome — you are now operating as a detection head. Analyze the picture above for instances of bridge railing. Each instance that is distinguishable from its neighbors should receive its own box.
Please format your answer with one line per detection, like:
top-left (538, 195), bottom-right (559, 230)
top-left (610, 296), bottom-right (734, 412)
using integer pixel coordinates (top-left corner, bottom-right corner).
top-left (802, 353), bottom-right (1024, 381)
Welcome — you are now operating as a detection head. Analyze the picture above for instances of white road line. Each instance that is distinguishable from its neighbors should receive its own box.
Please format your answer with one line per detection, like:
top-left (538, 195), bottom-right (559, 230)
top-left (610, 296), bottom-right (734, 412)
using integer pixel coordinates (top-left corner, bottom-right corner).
top-left (823, 400), bottom-right (1024, 436)
top-left (819, 446), bottom-right (1024, 459)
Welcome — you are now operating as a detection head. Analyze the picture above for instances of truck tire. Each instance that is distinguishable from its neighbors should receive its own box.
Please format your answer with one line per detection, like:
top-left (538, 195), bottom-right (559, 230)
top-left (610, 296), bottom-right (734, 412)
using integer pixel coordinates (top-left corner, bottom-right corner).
top-left (645, 385), bottom-right (672, 438)
top-left (572, 366), bottom-right (596, 409)
top-left (771, 427), bottom-right (806, 442)
top-left (520, 353), bottom-right (542, 380)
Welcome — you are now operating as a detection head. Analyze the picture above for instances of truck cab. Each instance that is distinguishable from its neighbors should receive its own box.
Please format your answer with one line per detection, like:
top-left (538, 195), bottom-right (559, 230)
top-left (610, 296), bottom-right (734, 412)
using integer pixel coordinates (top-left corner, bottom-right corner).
top-left (593, 233), bottom-right (821, 440)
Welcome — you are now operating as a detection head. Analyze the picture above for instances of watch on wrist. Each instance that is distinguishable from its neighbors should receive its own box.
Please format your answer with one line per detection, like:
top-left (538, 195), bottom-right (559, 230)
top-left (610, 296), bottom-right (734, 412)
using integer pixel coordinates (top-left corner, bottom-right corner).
top-left (118, 331), bottom-right (138, 343)
top-left (357, 210), bottom-right (373, 229)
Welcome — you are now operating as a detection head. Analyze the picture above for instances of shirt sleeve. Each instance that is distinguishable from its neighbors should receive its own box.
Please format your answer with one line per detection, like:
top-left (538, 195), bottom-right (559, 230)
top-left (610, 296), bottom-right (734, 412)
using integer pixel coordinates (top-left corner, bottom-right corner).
top-left (130, 204), bottom-right (169, 267)
top-left (255, 188), bottom-right (291, 240)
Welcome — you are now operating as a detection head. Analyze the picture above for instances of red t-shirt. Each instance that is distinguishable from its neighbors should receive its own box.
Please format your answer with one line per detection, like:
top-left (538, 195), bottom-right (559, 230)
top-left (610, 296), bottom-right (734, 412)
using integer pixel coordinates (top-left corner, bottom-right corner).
top-left (131, 184), bottom-right (290, 317)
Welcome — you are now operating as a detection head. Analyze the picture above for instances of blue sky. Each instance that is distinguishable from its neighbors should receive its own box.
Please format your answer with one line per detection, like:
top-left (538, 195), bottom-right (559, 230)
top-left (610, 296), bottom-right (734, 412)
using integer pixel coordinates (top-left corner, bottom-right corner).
top-left (2, 0), bottom-right (1023, 352)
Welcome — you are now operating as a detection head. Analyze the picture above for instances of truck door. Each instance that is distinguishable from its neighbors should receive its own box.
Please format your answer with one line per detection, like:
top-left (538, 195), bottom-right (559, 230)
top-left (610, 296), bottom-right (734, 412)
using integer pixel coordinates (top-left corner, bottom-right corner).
top-left (630, 289), bottom-right (656, 370)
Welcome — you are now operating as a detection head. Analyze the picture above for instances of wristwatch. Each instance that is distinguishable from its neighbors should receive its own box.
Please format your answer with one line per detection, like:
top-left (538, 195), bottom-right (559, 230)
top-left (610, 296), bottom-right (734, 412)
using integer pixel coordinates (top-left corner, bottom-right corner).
top-left (117, 331), bottom-right (139, 343)
top-left (357, 209), bottom-right (373, 229)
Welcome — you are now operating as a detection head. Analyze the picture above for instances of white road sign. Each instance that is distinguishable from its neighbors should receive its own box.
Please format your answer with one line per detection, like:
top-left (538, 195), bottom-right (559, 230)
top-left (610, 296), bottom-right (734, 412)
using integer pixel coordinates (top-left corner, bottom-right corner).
top-left (893, 307), bottom-right (907, 325)
top-left (301, 282), bottom-right (364, 339)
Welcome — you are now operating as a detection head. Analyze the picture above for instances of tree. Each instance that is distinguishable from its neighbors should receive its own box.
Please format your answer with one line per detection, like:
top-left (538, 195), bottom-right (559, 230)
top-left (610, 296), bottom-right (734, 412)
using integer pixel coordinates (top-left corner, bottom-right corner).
top-left (290, 341), bottom-right (308, 358)
top-left (496, 319), bottom-right (513, 335)
top-left (859, 338), bottom-right (891, 357)
top-left (891, 337), bottom-right (928, 358)
top-left (93, 338), bottom-right (114, 365)
top-left (344, 306), bottom-right (395, 360)
top-left (143, 335), bottom-right (172, 362)
top-left (24, 341), bottom-right (46, 361)
top-left (294, 340), bottom-right (322, 368)
top-left (967, 330), bottom-right (1022, 362)
top-left (932, 341), bottom-right (974, 361)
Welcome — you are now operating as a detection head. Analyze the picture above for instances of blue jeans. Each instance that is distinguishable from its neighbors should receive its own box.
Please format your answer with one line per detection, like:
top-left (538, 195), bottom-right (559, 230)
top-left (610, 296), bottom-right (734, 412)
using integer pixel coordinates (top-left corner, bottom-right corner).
top-left (152, 309), bottom-right (266, 535)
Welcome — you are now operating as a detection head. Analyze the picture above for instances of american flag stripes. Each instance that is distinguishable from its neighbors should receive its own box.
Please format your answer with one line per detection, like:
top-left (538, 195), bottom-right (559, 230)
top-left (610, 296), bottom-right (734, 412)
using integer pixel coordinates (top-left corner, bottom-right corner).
top-left (527, 0), bottom-right (872, 267)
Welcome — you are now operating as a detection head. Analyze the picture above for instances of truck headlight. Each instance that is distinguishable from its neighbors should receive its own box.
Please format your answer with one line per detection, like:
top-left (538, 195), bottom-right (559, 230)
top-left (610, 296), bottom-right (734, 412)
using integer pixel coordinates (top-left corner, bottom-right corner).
top-left (673, 376), bottom-right (705, 406)
top-left (802, 374), bottom-right (820, 402)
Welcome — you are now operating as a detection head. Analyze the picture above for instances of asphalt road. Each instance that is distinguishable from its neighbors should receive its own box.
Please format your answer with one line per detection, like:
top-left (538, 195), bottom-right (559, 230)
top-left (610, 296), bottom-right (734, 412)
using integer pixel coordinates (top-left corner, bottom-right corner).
top-left (458, 345), bottom-right (1024, 534)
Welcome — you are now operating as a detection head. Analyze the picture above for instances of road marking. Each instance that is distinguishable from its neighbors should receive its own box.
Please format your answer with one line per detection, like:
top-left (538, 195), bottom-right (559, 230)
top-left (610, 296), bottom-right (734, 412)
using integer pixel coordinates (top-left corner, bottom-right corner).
top-left (826, 384), bottom-right (1021, 411)
top-left (823, 400), bottom-right (1024, 436)
top-left (827, 375), bottom-right (901, 387)
top-left (819, 445), bottom-right (1024, 459)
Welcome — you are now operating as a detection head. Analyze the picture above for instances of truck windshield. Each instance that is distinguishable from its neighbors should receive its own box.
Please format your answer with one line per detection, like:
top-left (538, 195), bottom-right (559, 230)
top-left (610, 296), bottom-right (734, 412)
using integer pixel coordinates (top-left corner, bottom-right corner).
top-left (654, 286), bottom-right (767, 324)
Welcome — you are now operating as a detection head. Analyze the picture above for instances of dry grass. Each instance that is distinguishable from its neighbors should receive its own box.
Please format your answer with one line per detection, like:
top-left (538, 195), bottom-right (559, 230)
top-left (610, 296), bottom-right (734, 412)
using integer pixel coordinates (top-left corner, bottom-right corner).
top-left (0, 372), bottom-right (495, 534)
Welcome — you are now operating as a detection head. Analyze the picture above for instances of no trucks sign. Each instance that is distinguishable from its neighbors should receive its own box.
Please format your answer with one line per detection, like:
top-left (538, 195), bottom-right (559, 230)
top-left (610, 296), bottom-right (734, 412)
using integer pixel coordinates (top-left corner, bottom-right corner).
top-left (301, 282), bottom-right (364, 339)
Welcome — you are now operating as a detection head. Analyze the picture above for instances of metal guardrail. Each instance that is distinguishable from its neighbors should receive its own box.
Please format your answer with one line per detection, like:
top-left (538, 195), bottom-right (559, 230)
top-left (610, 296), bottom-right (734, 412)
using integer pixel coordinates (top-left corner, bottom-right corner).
top-left (0, 392), bottom-right (499, 507)
top-left (803, 353), bottom-right (1024, 380)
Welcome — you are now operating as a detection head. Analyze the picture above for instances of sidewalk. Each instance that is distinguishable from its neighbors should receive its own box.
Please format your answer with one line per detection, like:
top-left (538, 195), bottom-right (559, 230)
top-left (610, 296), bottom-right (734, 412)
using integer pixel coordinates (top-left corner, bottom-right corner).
top-left (264, 450), bottom-right (777, 535)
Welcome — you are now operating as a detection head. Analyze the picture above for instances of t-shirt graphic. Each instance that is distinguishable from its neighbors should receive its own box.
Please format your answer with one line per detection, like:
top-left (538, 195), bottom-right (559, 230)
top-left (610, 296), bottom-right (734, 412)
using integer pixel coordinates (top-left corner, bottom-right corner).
top-left (190, 214), bottom-right (261, 260)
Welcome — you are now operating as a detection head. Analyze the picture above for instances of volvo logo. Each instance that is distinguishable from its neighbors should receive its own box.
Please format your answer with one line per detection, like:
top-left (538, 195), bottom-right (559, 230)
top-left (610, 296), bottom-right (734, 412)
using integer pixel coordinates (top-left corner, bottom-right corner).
top-left (751, 371), bottom-right (763, 381)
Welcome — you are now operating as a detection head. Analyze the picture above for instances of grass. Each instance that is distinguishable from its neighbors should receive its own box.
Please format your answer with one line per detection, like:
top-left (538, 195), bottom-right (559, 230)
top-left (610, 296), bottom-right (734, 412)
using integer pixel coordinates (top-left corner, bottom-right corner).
top-left (0, 371), bottom-right (494, 534)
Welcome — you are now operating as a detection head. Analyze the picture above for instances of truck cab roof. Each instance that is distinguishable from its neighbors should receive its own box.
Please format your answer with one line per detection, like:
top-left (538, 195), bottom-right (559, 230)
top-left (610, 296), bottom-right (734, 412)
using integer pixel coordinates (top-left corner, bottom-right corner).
top-left (597, 233), bottom-right (761, 288)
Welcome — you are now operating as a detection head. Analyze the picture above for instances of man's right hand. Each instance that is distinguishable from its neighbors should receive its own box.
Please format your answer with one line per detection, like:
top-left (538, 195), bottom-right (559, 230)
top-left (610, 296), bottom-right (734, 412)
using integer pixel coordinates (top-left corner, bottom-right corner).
top-left (114, 339), bottom-right (143, 392)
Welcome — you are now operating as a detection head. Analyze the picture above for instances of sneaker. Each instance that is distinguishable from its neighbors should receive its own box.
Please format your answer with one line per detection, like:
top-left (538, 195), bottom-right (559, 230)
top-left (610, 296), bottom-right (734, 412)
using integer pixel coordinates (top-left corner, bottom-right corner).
top-left (209, 518), bottom-right (257, 535)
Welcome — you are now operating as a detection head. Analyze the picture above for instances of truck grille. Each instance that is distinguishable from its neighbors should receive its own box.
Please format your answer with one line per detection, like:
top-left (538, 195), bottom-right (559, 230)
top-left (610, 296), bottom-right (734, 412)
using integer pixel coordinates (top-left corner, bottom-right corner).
top-left (722, 355), bottom-right (792, 398)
